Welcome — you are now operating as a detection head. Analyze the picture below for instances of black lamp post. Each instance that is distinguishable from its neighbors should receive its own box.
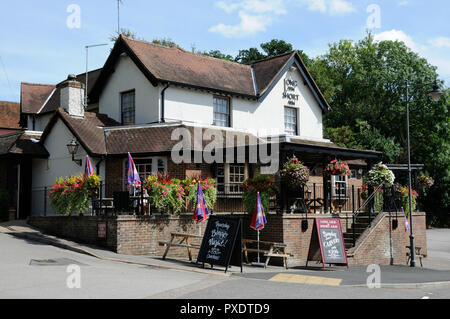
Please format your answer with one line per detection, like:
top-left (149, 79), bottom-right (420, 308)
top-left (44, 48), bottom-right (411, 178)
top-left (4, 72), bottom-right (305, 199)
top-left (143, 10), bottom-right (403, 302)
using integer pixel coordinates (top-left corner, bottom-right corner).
top-left (67, 139), bottom-right (82, 166)
top-left (405, 80), bottom-right (443, 267)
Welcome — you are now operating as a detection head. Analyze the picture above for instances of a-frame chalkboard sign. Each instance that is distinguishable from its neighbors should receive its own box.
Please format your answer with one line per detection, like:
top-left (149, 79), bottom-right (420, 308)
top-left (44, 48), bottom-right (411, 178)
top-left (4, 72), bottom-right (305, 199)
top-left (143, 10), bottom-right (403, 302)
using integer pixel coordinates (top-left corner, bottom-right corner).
top-left (306, 218), bottom-right (349, 269)
top-left (197, 216), bottom-right (243, 273)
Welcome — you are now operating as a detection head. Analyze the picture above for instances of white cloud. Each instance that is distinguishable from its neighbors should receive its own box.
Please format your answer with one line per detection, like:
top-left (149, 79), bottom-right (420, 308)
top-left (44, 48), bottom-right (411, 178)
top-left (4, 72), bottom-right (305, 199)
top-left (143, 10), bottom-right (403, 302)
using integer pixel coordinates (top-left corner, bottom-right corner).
top-left (211, 0), bottom-right (355, 37)
top-left (216, 0), bottom-right (287, 15)
top-left (294, 0), bottom-right (356, 15)
top-left (398, 1), bottom-right (408, 6)
top-left (210, 11), bottom-right (272, 38)
top-left (373, 29), bottom-right (423, 53)
top-left (429, 37), bottom-right (450, 48)
top-left (373, 30), bottom-right (450, 81)
top-left (211, 1), bottom-right (287, 37)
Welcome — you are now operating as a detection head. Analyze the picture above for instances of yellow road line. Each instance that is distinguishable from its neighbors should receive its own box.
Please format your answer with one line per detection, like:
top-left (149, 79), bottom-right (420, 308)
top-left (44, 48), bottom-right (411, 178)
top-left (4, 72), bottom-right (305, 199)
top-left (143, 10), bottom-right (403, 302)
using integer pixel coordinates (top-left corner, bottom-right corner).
top-left (269, 273), bottom-right (342, 286)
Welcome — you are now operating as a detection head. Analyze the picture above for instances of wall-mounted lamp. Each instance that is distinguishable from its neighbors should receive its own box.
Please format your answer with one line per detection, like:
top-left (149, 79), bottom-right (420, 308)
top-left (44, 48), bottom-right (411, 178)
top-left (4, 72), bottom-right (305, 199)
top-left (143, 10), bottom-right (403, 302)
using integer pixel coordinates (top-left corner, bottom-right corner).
top-left (67, 139), bottom-right (82, 166)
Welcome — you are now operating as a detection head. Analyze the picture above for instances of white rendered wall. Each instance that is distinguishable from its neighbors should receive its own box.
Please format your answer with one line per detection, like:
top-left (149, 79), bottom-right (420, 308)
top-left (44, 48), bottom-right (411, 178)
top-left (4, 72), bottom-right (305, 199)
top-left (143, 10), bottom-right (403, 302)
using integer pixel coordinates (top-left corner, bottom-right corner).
top-left (98, 56), bottom-right (324, 139)
top-left (31, 118), bottom-right (105, 216)
top-left (99, 55), bottom-right (160, 124)
top-left (27, 114), bottom-right (52, 132)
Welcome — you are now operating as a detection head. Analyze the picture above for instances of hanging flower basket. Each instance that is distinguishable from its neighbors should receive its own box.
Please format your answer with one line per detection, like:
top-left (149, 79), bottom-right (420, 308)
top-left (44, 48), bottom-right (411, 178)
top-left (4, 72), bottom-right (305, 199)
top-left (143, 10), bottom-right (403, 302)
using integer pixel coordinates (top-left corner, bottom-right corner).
top-left (280, 157), bottom-right (310, 190)
top-left (363, 162), bottom-right (395, 188)
top-left (325, 159), bottom-right (351, 177)
top-left (418, 175), bottom-right (434, 188)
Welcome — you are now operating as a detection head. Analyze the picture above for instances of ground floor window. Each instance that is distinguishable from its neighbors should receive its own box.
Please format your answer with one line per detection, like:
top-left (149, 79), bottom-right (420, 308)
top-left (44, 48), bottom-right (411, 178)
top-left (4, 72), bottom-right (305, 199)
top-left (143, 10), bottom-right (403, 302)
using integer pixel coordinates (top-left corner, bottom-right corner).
top-left (216, 163), bottom-right (248, 195)
top-left (331, 175), bottom-right (348, 198)
top-left (122, 157), bottom-right (167, 188)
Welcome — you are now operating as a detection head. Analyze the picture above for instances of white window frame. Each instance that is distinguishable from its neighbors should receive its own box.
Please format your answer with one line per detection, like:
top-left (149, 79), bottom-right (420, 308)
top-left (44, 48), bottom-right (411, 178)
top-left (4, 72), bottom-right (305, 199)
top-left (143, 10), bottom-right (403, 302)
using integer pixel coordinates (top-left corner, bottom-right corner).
top-left (213, 96), bottom-right (231, 128)
top-left (216, 163), bottom-right (248, 195)
top-left (122, 156), bottom-right (168, 189)
top-left (331, 175), bottom-right (348, 198)
top-left (284, 106), bottom-right (298, 136)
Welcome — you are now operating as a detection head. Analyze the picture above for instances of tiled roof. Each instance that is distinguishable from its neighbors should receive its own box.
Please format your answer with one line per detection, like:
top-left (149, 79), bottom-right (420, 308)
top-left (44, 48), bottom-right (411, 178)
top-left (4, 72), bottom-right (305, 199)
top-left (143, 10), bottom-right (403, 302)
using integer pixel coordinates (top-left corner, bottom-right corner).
top-left (20, 69), bottom-right (102, 115)
top-left (252, 52), bottom-right (295, 97)
top-left (105, 124), bottom-right (263, 155)
top-left (20, 83), bottom-right (55, 114)
top-left (122, 37), bottom-right (256, 97)
top-left (0, 101), bottom-right (21, 129)
top-left (52, 108), bottom-right (120, 155)
top-left (91, 36), bottom-right (330, 112)
top-left (0, 132), bottom-right (48, 157)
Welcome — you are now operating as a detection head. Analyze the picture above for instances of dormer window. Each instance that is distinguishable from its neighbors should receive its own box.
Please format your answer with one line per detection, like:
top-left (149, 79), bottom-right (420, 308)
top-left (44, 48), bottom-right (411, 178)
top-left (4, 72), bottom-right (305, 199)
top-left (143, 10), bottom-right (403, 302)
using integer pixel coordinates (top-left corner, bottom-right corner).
top-left (121, 90), bottom-right (135, 125)
top-left (213, 96), bottom-right (231, 127)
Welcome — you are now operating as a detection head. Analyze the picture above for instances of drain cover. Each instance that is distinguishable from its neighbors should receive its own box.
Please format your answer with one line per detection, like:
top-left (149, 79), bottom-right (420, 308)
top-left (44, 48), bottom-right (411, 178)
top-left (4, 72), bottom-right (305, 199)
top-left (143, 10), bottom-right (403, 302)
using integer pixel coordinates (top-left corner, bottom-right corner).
top-left (29, 258), bottom-right (87, 266)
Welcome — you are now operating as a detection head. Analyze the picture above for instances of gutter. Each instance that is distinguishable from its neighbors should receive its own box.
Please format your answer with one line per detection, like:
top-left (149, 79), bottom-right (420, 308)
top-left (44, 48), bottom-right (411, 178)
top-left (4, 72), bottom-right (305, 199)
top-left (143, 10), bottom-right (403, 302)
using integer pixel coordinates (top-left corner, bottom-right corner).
top-left (160, 82), bottom-right (170, 123)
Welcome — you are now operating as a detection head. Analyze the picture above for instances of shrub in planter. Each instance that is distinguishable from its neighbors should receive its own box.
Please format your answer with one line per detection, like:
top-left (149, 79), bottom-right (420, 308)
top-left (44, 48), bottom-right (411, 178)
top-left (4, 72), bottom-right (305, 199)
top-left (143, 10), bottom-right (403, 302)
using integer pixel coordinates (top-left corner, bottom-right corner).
top-left (48, 175), bottom-right (99, 216)
top-left (242, 174), bottom-right (278, 214)
top-left (182, 178), bottom-right (217, 212)
top-left (280, 157), bottom-right (310, 190)
top-left (325, 159), bottom-right (351, 177)
top-left (144, 176), bottom-right (186, 214)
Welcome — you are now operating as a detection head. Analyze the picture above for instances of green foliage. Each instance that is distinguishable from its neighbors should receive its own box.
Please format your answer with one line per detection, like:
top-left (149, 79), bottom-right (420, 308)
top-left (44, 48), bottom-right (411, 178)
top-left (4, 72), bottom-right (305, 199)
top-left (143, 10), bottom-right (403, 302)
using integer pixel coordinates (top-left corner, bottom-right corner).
top-left (315, 32), bottom-right (449, 221)
top-left (260, 39), bottom-right (293, 57)
top-left (49, 175), bottom-right (99, 216)
top-left (280, 157), bottom-right (310, 190)
top-left (152, 37), bottom-right (179, 48)
top-left (202, 50), bottom-right (234, 62)
top-left (143, 176), bottom-right (185, 214)
top-left (235, 47), bottom-right (266, 64)
top-left (364, 162), bottom-right (395, 188)
top-left (0, 189), bottom-right (9, 221)
top-left (242, 175), bottom-right (278, 215)
top-left (182, 178), bottom-right (217, 212)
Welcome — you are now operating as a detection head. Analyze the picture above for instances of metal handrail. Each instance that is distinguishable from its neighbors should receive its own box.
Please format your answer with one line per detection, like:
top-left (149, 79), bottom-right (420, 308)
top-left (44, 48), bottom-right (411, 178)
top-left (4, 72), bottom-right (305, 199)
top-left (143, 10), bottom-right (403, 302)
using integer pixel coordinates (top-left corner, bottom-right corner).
top-left (353, 184), bottom-right (383, 217)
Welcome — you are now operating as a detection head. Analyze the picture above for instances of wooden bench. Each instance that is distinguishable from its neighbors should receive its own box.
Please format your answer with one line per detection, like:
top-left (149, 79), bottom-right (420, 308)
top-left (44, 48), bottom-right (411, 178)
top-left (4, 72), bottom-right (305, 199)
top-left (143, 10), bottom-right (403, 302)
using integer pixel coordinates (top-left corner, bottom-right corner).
top-left (159, 232), bottom-right (203, 261)
top-left (242, 239), bottom-right (293, 269)
top-left (406, 246), bottom-right (425, 267)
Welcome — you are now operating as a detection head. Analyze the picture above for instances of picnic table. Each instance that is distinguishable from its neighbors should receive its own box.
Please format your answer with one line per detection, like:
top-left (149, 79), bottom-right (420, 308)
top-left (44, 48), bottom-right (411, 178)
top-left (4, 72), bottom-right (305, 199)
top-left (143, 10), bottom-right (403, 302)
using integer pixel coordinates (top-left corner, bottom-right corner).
top-left (406, 245), bottom-right (425, 267)
top-left (159, 232), bottom-right (203, 261)
top-left (242, 239), bottom-right (293, 269)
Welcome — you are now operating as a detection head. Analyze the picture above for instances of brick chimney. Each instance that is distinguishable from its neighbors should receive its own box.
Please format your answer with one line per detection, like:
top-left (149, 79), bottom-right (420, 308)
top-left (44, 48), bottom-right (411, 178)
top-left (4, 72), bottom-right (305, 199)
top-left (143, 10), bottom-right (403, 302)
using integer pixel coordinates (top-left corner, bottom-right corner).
top-left (59, 74), bottom-right (85, 117)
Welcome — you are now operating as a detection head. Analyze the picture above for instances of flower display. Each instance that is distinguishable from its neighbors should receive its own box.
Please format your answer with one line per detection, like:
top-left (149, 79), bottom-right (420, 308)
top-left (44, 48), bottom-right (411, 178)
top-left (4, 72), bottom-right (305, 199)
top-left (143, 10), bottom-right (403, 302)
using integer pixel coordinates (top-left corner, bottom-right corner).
top-left (280, 157), bottom-right (310, 190)
top-left (242, 174), bottom-right (278, 214)
top-left (395, 184), bottom-right (419, 214)
top-left (363, 162), bottom-right (395, 188)
top-left (143, 176), bottom-right (217, 214)
top-left (418, 175), bottom-right (434, 188)
top-left (48, 174), bottom-right (100, 216)
top-left (325, 159), bottom-right (351, 177)
top-left (143, 176), bottom-right (186, 214)
top-left (182, 177), bottom-right (217, 212)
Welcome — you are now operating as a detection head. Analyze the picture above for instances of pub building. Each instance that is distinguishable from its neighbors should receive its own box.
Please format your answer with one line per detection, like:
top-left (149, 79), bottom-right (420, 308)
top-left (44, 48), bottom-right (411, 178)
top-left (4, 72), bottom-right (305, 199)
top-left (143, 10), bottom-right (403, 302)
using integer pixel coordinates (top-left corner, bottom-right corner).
top-left (0, 35), bottom-right (427, 267)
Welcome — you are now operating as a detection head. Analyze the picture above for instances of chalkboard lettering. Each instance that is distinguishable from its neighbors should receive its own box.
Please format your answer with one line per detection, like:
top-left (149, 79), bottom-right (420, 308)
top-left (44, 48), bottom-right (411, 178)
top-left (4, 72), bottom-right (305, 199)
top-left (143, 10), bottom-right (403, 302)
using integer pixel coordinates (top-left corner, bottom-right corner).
top-left (307, 218), bottom-right (349, 268)
top-left (197, 216), bottom-right (243, 273)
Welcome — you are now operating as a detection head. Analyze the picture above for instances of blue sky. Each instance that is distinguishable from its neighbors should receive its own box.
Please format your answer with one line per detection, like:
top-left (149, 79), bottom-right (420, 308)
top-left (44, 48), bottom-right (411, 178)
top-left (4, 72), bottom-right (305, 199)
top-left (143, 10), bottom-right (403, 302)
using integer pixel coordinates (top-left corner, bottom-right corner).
top-left (0, 0), bottom-right (449, 102)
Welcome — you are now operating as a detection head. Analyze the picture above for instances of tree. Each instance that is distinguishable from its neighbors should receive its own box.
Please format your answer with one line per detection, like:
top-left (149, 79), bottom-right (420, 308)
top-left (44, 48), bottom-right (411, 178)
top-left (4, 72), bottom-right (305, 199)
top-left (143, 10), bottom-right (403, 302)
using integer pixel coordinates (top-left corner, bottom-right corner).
top-left (234, 47), bottom-right (265, 64)
top-left (152, 37), bottom-right (179, 48)
top-left (202, 50), bottom-right (234, 62)
top-left (260, 39), bottom-right (293, 57)
top-left (317, 33), bottom-right (449, 224)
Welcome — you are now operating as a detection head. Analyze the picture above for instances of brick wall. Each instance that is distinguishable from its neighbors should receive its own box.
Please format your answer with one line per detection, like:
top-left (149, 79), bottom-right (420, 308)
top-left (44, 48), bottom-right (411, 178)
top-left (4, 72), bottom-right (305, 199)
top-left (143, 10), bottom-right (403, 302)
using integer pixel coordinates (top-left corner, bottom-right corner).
top-left (28, 216), bottom-right (117, 250)
top-left (348, 212), bottom-right (427, 266)
top-left (29, 212), bottom-right (427, 267)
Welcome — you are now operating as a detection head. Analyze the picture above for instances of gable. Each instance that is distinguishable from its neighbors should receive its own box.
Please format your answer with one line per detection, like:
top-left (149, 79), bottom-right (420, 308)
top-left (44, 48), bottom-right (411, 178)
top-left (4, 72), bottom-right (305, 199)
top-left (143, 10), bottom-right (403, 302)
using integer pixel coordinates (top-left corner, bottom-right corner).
top-left (255, 53), bottom-right (330, 114)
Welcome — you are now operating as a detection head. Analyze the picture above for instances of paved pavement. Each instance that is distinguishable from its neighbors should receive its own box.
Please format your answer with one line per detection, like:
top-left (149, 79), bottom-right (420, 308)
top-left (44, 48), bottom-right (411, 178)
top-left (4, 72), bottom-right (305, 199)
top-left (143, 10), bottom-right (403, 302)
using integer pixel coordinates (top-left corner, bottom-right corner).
top-left (1, 221), bottom-right (450, 298)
